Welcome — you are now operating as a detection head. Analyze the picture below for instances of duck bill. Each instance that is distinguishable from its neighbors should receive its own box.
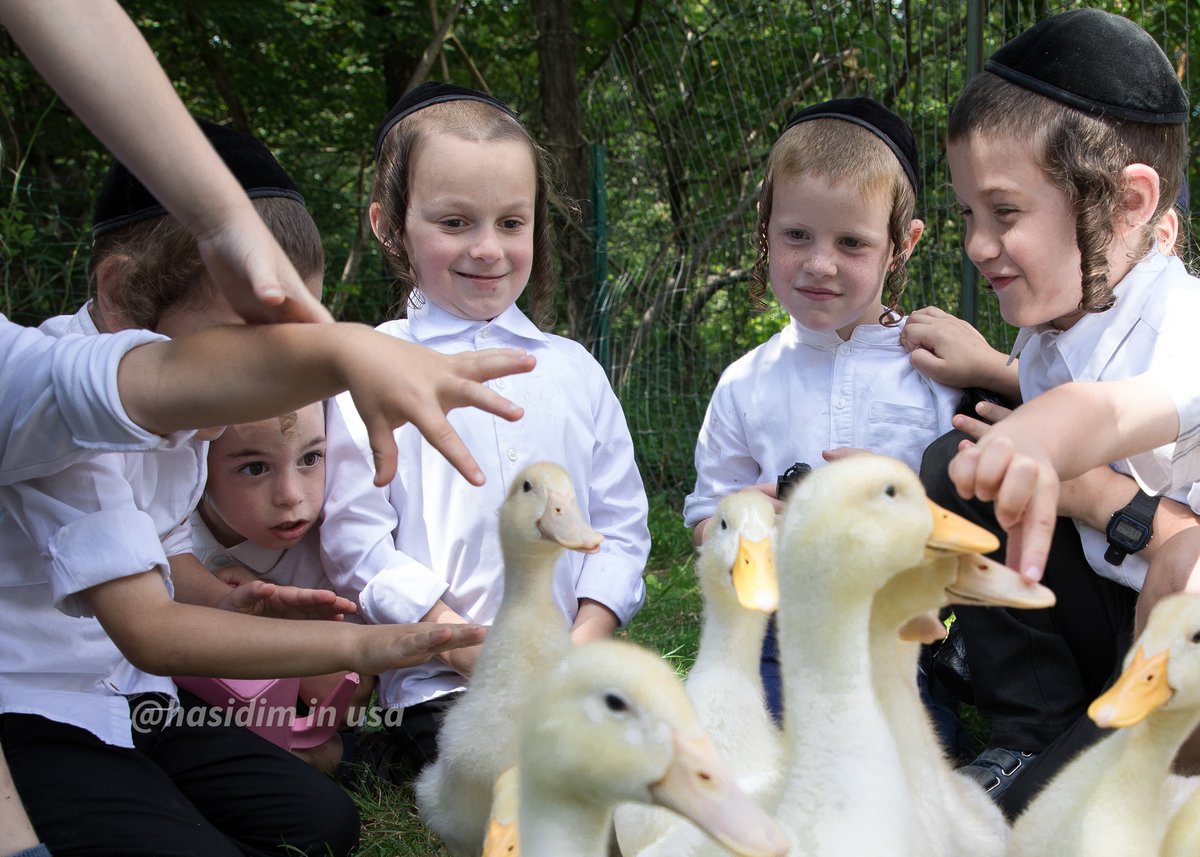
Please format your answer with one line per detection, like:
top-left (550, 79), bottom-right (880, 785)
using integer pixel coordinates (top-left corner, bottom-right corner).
top-left (1088, 646), bottom-right (1173, 728)
top-left (732, 535), bottom-right (779, 614)
top-left (899, 610), bottom-right (948, 643)
top-left (946, 554), bottom-right (1056, 609)
top-left (537, 489), bottom-right (604, 553)
top-left (481, 767), bottom-right (519, 857)
top-left (924, 499), bottom-right (1000, 557)
top-left (650, 732), bottom-right (790, 857)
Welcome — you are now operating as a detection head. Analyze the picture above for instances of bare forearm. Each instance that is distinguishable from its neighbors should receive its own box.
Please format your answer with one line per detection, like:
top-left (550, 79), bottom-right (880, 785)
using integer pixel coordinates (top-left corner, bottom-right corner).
top-left (118, 323), bottom-right (363, 434)
top-left (0, 750), bottom-right (39, 852)
top-left (570, 598), bottom-right (620, 643)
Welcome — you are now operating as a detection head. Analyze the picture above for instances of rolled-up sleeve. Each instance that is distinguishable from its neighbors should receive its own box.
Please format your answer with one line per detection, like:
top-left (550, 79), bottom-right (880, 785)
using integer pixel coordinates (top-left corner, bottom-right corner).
top-left (572, 371), bottom-right (649, 625)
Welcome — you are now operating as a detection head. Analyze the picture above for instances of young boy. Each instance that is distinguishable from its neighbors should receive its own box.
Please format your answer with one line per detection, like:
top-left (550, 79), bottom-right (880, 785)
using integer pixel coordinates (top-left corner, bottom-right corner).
top-left (919, 8), bottom-right (1200, 816)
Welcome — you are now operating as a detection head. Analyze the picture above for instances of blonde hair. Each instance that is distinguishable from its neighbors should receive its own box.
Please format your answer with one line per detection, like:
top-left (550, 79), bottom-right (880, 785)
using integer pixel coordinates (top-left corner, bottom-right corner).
top-left (751, 118), bottom-right (917, 323)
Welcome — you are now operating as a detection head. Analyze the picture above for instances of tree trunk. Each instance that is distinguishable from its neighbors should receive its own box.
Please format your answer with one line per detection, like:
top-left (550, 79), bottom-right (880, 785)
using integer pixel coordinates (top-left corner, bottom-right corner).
top-left (531, 0), bottom-right (593, 343)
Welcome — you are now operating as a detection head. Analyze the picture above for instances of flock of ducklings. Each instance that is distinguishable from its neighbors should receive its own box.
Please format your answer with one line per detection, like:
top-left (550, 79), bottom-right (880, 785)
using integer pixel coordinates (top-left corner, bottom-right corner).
top-left (411, 456), bottom-right (1200, 857)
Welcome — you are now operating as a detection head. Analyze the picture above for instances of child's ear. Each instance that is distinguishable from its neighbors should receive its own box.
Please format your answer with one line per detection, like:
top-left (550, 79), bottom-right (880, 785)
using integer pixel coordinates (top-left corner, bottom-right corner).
top-left (368, 201), bottom-right (391, 243)
top-left (91, 254), bottom-right (138, 332)
top-left (1118, 164), bottom-right (1161, 231)
top-left (894, 218), bottom-right (925, 267)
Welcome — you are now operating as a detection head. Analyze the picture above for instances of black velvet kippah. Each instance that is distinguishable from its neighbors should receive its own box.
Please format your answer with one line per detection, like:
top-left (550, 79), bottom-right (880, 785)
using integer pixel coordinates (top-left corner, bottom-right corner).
top-left (373, 81), bottom-right (519, 161)
top-left (986, 8), bottom-right (1187, 124)
top-left (92, 119), bottom-right (304, 239)
top-left (785, 96), bottom-right (920, 192)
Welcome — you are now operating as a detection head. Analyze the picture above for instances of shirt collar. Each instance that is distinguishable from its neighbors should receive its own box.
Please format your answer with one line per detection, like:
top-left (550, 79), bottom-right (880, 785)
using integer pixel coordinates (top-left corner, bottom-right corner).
top-left (1011, 250), bottom-right (1168, 378)
top-left (406, 295), bottom-right (548, 346)
top-left (789, 316), bottom-right (903, 350)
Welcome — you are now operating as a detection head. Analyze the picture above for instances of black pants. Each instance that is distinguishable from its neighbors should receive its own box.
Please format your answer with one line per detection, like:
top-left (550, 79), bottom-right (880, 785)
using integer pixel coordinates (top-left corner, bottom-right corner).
top-left (1, 691), bottom-right (359, 857)
top-left (920, 430), bottom-right (1137, 816)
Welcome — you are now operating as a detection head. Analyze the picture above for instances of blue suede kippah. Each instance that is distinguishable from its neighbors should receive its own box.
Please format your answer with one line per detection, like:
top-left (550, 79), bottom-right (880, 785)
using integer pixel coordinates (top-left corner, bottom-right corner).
top-left (785, 96), bottom-right (921, 193)
top-left (92, 119), bottom-right (304, 239)
top-left (986, 8), bottom-right (1187, 124)
top-left (373, 81), bottom-right (518, 161)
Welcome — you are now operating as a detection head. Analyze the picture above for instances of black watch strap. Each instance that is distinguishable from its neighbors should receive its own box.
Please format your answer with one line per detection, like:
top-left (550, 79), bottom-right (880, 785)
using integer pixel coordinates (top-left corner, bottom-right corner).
top-left (1104, 489), bottom-right (1161, 566)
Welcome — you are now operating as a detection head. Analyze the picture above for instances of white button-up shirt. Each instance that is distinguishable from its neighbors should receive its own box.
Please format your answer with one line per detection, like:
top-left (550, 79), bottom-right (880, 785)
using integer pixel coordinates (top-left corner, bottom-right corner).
top-left (0, 304), bottom-right (201, 746)
top-left (685, 318), bottom-right (961, 527)
top-left (1013, 251), bottom-right (1200, 589)
top-left (320, 298), bottom-right (649, 708)
top-left (0, 314), bottom-right (190, 486)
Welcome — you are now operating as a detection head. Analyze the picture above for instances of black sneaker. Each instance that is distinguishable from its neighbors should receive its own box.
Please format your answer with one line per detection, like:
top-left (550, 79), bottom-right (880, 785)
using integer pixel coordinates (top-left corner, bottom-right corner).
top-left (960, 747), bottom-right (1039, 799)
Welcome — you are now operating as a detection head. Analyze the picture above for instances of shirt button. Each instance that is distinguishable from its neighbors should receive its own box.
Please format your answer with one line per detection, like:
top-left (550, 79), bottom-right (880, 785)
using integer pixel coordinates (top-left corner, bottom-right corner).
top-left (506, 448), bottom-right (519, 461)
top-left (495, 378), bottom-right (506, 389)
top-left (838, 344), bottom-right (851, 356)
top-left (480, 327), bottom-right (491, 339)
top-left (835, 398), bottom-right (847, 409)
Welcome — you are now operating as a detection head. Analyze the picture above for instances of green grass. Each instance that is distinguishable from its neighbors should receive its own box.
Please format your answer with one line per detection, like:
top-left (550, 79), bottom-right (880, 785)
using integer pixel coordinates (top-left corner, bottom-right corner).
top-left (349, 492), bottom-right (703, 854)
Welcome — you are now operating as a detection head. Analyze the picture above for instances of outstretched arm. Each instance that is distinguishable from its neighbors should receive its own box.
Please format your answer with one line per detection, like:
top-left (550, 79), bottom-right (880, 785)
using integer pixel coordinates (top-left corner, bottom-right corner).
top-left (0, 0), bottom-right (329, 324)
top-left (949, 377), bottom-right (1180, 579)
top-left (118, 323), bottom-right (536, 485)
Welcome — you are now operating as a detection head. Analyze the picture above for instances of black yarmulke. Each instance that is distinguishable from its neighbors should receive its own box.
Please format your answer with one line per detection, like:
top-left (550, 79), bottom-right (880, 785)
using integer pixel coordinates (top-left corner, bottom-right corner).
top-left (785, 96), bottom-right (921, 192)
top-left (374, 81), bottom-right (518, 161)
top-left (986, 8), bottom-right (1188, 124)
top-left (92, 119), bottom-right (304, 239)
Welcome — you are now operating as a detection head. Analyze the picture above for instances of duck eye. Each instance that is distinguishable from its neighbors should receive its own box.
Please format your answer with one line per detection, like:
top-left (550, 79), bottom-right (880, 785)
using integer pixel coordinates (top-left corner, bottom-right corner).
top-left (720, 518), bottom-right (728, 530)
top-left (885, 485), bottom-right (896, 497)
top-left (522, 480), bottom-right (533, 492)
top-left (1191, 630), bottom-right (1200, 644)
top-left (603, 692), bottom-right (629, 713)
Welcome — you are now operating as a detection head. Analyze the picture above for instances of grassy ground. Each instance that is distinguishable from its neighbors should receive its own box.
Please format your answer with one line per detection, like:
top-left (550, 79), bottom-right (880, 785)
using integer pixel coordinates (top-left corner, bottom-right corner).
top-left (348, 493), bottom-right (702, 855)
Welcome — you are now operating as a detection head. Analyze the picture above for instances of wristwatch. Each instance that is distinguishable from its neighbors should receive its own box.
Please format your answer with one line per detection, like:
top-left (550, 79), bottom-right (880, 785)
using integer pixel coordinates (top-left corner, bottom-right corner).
top-left (1104, 489), bottom-right (1161, 566)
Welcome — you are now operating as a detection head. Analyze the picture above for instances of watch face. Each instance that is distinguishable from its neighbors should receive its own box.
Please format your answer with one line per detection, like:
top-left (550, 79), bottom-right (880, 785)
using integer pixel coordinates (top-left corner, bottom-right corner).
top-left (1111, 516), bottom-right (1150, 549)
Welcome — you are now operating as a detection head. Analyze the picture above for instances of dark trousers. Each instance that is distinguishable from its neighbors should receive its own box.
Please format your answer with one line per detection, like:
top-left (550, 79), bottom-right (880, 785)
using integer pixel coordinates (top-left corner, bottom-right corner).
top-left (1, 691), bottom-right (359, 857)
top-left (920, 430), bottom-right (1137, 816)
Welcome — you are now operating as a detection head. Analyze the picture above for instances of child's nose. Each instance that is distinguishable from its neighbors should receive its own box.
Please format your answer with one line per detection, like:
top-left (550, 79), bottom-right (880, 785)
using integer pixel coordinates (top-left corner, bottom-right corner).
top-left (469, 227), bottom-right (502, 261)
top-left (802, 247), bottom-right (836, 277)
top-left (964, 223), bottom-right (999, 265)
top-left (274, 472), bottom-right (306, 507)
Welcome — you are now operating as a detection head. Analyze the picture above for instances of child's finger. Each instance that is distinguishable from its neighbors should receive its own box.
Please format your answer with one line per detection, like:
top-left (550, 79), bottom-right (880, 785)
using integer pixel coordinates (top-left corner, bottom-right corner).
top-left (974, 400), bottom-right (1013, 423)
top-left (948, 442), bottom-right (983, 499)
top-left (363, 417), bottom-right (401, 488)
top-left (459, 348), bottom-right (536, 387)
top-left (411, 413), bottom-right (487, 486)
top-left (951, 412), bottom-right (992, 442)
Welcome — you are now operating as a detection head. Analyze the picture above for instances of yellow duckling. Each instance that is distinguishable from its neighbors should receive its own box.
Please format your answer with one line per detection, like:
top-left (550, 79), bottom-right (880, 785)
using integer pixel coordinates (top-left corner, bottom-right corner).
top-left (1009, 593), bottom-right (1200, 857)
top-left (482, 639), bottom-right (790, 857)
top-left (617, 491), bottom-right (782, 856)
top-left (416, 463), bottom-right (603, 856)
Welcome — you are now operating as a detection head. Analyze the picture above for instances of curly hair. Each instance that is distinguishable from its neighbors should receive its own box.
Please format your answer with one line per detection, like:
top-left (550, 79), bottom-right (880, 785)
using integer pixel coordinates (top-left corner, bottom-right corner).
top-left (948, 72), bottom-right (1187, 313)
top-left (88, 197), bottom-right (324, 331)
top-left (370, 98), bottom-right (559, 328)
top-left (751, 118), bottom-right (918, 325)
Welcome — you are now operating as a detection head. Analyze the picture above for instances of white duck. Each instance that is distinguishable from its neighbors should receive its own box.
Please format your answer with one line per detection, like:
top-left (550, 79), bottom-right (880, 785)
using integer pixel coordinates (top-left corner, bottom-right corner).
top-left (616, 491), bottom-right (783, 856)
top-left (1162, 776), bottom-right (1200, 857)
top-left (869, 553), bottom-right (1054, 857)
top-left (481, 639), bottom-right (791, 857)
top-left (1008, 592), bottom-right (1200, 857)
top-left (768, 453), bottom-right (997, 857)
top-left (415, 462), bottom-right (603, 856)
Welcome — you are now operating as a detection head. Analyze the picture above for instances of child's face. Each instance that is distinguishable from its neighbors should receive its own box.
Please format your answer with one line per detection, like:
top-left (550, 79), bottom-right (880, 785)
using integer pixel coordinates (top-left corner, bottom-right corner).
top-left (948, 133), bottom-right (1085, 330)
top-left (403, 132), bottom-right (536, 322)
top-left (767, 173), bottom-right (896, 339)
top-left (201, 403), bottom-right (326, 551)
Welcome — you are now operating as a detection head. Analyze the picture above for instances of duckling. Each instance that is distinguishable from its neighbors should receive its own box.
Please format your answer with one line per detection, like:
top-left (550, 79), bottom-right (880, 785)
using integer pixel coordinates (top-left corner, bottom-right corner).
top-left (482, 639), bottom-right (791, 857)
top-left (1162, 776), bottom-right (1200, 857)
top-left (869, 553), bottom-right (1054, 857)
top-left (1008, 593), bottom-right (1200, 857)
top-left (616, 491), bottom-right (783, 856)
top-left (769, 454), bottom-right (996, 857)
top-left (416, 462), bottom-right (603, 857)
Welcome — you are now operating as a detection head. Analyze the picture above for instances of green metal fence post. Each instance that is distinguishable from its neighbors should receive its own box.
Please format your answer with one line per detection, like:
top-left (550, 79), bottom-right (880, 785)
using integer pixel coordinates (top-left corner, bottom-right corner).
top-left (960, 0), bottom-right (986, 326)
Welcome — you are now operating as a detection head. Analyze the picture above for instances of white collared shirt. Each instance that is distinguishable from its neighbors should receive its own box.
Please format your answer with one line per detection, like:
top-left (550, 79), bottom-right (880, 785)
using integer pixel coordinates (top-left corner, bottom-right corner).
top-left (0, 304), bottom-right (201, 747)
top-left (684, 318), bottom-right (962, 527)
top-left (321, 297), bottom-right (649, 708)
top-left (0, 313), bottom-right (191, 486)
top-left (1014, 251), bottom-right (1200, 589)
